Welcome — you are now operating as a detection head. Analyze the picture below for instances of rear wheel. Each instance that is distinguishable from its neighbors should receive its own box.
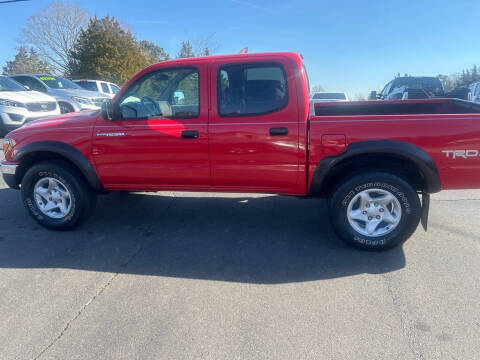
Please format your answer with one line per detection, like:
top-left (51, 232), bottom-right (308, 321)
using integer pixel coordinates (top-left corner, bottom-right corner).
top-left (329, 171), bottom-right (421, 251)
top-left (21, 161), bottom-right (96, 229)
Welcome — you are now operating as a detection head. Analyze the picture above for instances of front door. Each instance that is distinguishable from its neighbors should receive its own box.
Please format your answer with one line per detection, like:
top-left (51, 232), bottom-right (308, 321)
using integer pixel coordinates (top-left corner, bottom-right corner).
top-left (92, 65), bottom-right (210, 190)
top-left (209, 60), bottom-right (300, 192)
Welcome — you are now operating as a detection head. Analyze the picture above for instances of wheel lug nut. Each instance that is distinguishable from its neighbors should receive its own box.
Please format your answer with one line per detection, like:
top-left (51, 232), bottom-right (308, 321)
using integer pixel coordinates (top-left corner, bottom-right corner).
top-left (366, 204), bottom-right (370, 208)
top-left (374, 202), bottom-right (378, 207)
top-left (379, 208), bottom-right (384, 212)
top-left (368, 216), bottom-right (372, 220)
top-left (376, 215), bottom-right (381, 219)
top-left (362, 211), bottom-right (367, 215)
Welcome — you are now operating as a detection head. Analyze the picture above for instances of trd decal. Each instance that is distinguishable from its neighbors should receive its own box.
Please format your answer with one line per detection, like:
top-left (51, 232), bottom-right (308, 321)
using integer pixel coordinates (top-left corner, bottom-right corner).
top-left (442, 150), bottom-right (480, 159)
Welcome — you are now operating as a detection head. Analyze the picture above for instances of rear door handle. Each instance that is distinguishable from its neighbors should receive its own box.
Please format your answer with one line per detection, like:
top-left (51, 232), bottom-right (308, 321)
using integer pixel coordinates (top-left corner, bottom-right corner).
top-left (269, 127), bottom-right (288, 136)
top-left (181, 130), bottom-right (199, 139)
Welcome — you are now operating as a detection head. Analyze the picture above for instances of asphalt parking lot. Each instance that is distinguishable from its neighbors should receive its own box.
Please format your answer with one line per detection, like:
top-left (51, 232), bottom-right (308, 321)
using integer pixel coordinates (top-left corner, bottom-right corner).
top-left (1, 150), bottom-right (479, 359)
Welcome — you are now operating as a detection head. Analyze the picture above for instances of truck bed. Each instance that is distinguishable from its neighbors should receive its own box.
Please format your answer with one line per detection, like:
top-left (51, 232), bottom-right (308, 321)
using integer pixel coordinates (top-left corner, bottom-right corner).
top-left (313, 98), bottom-right (480, 116)
top-left (308, 98), bottom-right (480, 191)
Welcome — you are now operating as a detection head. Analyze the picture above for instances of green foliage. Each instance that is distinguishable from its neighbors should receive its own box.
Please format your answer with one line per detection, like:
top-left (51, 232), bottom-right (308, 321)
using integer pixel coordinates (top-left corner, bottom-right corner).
top-left (3, 46), bottom-right (52, 75)
top-left (69, 16), bottom-right (149, 84)
top-left (138, 40), bottom-right (170, 64)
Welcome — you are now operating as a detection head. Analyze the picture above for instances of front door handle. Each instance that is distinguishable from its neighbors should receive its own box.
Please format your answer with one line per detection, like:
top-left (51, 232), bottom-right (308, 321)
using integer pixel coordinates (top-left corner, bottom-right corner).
top-left (181, 130), bottom-right (199, 139)
top-left (269, 127), bottom-right (288, 136)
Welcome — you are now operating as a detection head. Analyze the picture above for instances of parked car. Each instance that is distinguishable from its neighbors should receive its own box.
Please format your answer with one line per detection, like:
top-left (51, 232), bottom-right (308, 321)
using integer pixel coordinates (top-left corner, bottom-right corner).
top-left (469, 82), bottom-right (480, 103)
top-left (2, 52), bottom-right (480, 252)
top-left (73, 79), bottom-right (120, 99)
top-left (372, 77), bottom-right (445, 100)
top-left (311, 92), bottom-right (349, 101)
top-left (0, 75), bottom-right (60, 136)
top-left (9, 74), bottom-right (110, 114)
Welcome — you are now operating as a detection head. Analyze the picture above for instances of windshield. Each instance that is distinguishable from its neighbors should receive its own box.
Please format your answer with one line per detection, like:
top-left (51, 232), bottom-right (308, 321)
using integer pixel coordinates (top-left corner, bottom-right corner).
top-left (36, 76), bottom-right (82, 89)
top-left (0, 76), bottom-right (27, 91)
top-left (312, 92), bottom-right (346, 100)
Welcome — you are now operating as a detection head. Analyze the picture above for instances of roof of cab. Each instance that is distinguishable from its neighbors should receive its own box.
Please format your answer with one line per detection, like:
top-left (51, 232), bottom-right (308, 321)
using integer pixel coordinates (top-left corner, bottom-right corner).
top-left (145, 52), bottom-right (303, 70)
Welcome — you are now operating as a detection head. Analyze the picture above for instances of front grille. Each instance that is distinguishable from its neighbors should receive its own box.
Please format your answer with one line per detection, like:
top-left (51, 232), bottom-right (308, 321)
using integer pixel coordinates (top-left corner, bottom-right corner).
top-left (26, 102), bottom-right (57, 112)
top-left (7, 113), bottom-right (25, 122)
top-left (92, 98), bottom-right (108, 107)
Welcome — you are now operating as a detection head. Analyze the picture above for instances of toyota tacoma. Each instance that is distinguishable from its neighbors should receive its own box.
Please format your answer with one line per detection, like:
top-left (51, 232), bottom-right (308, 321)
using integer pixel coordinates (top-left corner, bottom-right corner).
top-left (2, 53), bottom-right (480, 250)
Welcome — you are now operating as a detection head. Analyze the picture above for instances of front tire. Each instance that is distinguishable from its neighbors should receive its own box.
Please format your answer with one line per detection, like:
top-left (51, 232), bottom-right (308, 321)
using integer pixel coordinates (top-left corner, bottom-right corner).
top-left (21, 161), bottom-right (96, 230)
top-left (329, 172), bottom-right (421, 251)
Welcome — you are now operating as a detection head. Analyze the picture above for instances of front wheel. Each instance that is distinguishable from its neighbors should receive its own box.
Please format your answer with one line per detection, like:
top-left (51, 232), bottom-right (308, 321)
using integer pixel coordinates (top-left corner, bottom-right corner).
top-left (329, 172), bottom-right (421, 251)
top-left (21, 161), bottom-right (96, 230)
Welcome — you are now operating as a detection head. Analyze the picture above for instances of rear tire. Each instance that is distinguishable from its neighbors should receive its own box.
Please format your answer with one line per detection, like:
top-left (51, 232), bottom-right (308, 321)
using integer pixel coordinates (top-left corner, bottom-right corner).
top-left (329, 171), bottom-right (421, 251)
top-left (21, 161), bottom-right (96, 230)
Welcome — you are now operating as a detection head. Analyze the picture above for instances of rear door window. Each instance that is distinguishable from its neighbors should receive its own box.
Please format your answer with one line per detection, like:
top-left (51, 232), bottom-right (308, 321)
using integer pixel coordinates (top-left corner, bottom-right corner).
top-left (76, 81), bottom-right (98, 91)
top-left (218, 63), bottom-right (288, 116)
top-left (101, 82), bottom-right (110, 94)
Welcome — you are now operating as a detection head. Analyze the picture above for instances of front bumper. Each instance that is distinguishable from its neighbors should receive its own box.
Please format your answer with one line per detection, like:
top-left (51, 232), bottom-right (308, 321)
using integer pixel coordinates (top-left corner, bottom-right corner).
top-left (1, 106), bottom-right (61, 131)
top-left (0, 161), bottom-right (20, 189)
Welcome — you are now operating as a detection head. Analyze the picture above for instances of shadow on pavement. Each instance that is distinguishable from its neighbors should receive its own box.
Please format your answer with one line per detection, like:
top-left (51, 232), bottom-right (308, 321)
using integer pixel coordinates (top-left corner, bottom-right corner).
top-left (0, 189), bottom-right (405, 284)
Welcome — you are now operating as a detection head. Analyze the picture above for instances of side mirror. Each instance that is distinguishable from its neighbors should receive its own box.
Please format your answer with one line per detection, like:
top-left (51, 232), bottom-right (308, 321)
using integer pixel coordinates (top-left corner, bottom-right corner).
top-left (369, 91), bottom-right (377, 100)
top-left (101, 100), bottom-right (114, 120)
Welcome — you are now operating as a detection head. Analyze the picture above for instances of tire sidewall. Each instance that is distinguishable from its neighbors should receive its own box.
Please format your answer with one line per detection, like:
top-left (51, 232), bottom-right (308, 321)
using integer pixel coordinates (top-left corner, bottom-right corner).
top-left (331, 174), bottom-right (420, 250)
top-left (22, 165), bottom-right (81, 229)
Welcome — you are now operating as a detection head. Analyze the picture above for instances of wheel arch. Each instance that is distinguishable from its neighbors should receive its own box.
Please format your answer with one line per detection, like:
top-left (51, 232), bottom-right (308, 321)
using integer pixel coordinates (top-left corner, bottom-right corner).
top-left (13, 141), bottom-right (103, 192)
top-left (310, 140), bottom-right (441, 196)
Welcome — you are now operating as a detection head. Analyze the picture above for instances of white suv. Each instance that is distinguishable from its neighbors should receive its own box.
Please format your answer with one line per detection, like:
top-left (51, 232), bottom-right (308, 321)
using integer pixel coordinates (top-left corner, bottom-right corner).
top-left (469, 82), bottom-right (480, 103)
top-left (0, 76), bottom-right (60, 136)
top-left (73, 80), bottom-right (120, 98)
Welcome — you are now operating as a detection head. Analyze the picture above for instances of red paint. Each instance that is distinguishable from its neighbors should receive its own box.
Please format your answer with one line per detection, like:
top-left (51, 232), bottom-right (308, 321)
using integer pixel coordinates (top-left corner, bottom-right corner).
top-left (4, 52), bottom-right (480, 194)
top-left (321, 134), bottom-right (346, 156)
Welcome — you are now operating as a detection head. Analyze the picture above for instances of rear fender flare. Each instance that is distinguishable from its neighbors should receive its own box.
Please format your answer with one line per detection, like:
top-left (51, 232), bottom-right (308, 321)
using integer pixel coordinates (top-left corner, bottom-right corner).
top-left (310, 140), bottom-right (441, 195)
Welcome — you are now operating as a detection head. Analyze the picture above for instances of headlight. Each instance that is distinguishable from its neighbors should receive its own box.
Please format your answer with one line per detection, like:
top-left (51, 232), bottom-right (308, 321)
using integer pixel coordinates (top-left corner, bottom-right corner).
top-left (0, 98), bottom-right (26, 108)
top-left (71, 96), bottom-right (92, 105)
top-left (2, 138), bottom-right (14, 155)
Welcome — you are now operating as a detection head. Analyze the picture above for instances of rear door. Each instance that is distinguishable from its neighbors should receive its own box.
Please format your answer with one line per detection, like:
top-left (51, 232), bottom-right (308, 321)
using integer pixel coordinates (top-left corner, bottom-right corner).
top-left (209, 59), bottom-right (300, 192)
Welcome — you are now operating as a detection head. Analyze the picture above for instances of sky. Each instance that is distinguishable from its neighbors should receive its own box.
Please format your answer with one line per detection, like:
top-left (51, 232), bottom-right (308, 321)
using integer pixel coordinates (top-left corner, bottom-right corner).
top-left (0, 0), bottom-right (479, 98)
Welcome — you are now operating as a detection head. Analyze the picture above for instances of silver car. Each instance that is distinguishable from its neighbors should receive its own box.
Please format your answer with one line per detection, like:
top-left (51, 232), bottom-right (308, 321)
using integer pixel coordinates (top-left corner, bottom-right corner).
top-left (9, 74), bottom-right (110, 114)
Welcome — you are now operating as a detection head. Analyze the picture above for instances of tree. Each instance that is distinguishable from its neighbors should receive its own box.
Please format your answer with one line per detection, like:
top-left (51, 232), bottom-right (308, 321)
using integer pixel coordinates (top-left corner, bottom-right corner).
top-left (20, 1), bottom-right (90, 75)
top-left (3, 46), bottom-right (52, 75)
top-left (138, 40), bottom-right (170, 64)
top-left (176, 41), bottom-right (195, 58)
top-left (311, 84), bottom-right (324, 93)
top-left (69, 16), bottom-right (149, 84)
top-left (191, 34), bottom-right (219, 56)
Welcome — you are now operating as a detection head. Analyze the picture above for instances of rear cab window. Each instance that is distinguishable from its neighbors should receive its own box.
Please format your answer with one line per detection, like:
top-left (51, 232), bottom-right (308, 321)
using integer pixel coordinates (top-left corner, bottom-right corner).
top-left (76, 81), bottom-right (98, 91)
top-left (217, 62), bottom-right (288, 117)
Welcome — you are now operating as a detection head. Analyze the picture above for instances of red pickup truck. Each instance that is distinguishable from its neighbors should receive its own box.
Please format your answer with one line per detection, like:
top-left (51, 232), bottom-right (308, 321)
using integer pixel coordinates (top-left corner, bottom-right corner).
top-left (2, 52), bottom-right (480, 251)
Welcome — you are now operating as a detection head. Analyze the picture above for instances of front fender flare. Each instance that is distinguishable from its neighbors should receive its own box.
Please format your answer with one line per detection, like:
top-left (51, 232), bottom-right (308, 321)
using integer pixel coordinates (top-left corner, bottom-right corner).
top-left (13, 141), bottom-right (103, 191)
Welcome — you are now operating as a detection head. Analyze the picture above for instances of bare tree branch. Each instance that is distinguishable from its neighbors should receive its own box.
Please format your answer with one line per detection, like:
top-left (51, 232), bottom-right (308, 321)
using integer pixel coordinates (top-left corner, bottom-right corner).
top-left (19, 1), bottom-right (90, 75)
